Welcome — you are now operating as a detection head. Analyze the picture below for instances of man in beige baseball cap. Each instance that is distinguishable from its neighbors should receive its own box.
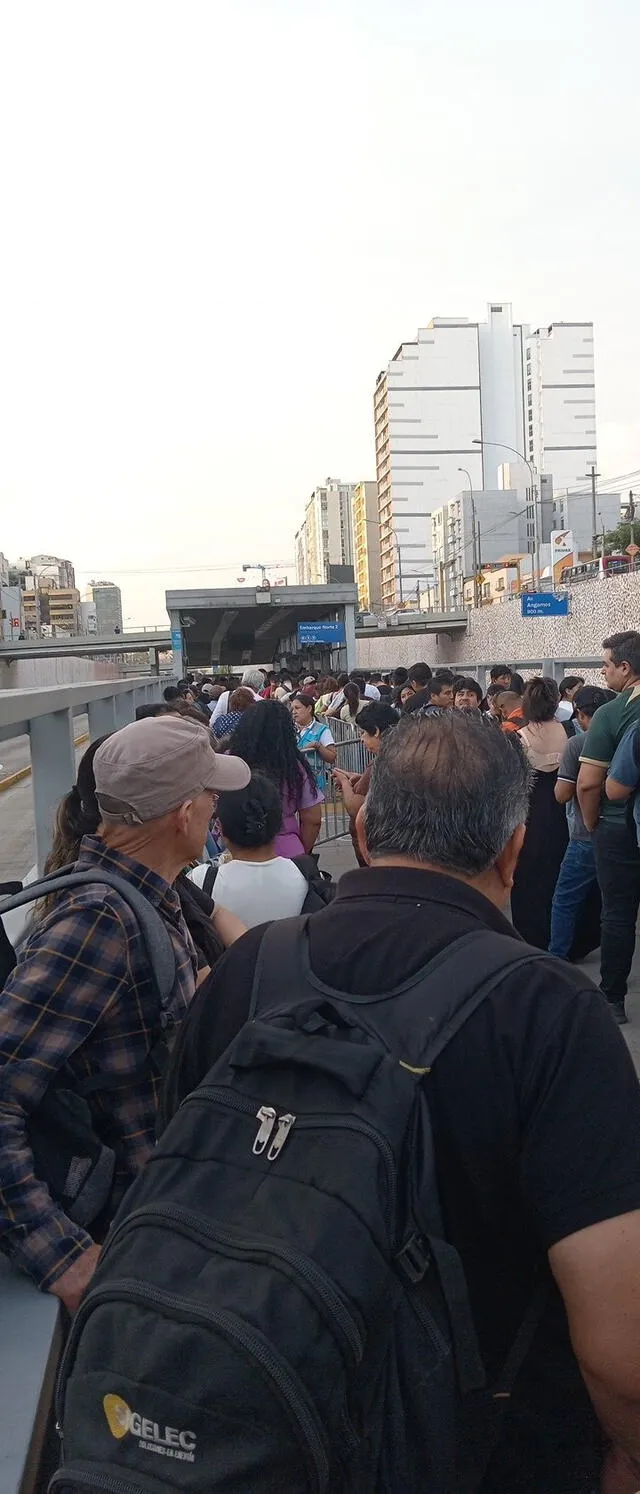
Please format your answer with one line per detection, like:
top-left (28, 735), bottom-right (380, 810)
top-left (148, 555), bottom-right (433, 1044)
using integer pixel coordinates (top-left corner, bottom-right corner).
top-left (95, 714), bottom-right (249, 828)
top-left (0, 715), bottom-right (249, 1317)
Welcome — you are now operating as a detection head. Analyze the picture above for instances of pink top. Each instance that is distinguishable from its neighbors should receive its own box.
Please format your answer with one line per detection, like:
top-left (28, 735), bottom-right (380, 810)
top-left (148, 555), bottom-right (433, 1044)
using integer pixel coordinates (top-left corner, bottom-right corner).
top-left (275, 766), bottom-right (324, 858)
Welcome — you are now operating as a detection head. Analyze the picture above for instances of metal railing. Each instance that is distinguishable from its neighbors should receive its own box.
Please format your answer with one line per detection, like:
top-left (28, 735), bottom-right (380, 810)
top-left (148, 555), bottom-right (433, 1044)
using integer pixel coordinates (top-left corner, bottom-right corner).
top-left (448, 657), bottom-right (602, 691)
top-left (316, 716), bottom-right (371, 844)
top-left (0, 675), bottom-right (164, 873)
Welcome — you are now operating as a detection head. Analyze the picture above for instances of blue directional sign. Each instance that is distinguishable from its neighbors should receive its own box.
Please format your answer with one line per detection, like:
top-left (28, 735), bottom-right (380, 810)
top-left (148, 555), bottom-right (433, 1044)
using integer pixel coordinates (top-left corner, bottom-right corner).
top-left (170, 628), bottom-right (183, 652)
top-left (521, 593), bottom-right (569, 618)
top-left (297, 621), bottom-right (345, 645)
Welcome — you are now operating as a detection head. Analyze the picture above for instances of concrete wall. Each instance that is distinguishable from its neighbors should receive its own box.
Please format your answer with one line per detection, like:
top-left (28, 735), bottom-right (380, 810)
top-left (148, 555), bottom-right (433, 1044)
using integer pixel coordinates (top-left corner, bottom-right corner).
top-left (356, 570), bottom-right (640, 670)
top-left (7, 657), bottom-right (121, 689)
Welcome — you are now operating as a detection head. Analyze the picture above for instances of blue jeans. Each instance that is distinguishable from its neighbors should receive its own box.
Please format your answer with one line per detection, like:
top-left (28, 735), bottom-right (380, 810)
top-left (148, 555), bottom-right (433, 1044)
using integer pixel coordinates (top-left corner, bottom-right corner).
top-left (549, 838), bottom-right (597, 958)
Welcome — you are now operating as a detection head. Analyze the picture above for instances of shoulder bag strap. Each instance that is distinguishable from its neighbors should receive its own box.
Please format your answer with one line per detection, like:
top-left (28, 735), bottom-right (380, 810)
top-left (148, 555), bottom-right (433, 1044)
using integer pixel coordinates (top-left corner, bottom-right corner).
top-left (0, 869), bottom-right (176, 1008)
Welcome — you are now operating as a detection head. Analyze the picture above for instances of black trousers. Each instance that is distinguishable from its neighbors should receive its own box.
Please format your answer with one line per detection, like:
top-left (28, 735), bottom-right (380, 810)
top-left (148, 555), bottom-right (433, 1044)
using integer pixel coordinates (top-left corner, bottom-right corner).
top-left (593, 818), bottom-right (640, 1001)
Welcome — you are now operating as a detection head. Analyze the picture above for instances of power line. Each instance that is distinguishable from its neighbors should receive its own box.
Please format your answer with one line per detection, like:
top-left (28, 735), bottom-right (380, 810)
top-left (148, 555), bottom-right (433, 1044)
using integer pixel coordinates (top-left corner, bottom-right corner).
top-left (74, 560), bottom-right (295, 576)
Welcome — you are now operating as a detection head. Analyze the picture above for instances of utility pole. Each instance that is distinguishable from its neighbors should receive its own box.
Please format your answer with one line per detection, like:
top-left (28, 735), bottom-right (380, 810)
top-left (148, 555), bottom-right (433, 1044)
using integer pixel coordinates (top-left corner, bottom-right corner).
top-left (581, 465), bottom-right (600, 560)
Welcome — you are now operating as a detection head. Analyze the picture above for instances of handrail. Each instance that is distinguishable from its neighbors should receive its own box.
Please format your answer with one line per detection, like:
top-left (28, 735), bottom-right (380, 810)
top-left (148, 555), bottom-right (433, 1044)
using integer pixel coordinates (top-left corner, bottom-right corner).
top-left (0, 674), bottom-right (164, 869)
top-left (0, 1258), bottom-right (62, 1493)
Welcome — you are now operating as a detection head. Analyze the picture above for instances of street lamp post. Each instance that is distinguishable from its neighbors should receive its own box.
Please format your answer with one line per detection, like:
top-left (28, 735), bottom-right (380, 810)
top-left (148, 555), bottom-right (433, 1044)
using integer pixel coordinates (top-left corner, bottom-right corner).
top-left (472, 438), bottom-right (540, 590)
top-left (458, 467), bottom-right (478, 609)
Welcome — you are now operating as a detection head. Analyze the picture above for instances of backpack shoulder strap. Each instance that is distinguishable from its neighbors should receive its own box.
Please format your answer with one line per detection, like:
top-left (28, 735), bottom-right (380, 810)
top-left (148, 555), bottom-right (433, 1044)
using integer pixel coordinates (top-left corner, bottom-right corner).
top-left (404, 929), bottom-right (552, 1069)
top-left (202, 863), bottom-right (218, 898)
top-left (0, 869), bottom-right (176, 1008)
top-left (248, 919), bottom-right (556, 1066)
top-left (248, 916), bottom-right (311, 1018)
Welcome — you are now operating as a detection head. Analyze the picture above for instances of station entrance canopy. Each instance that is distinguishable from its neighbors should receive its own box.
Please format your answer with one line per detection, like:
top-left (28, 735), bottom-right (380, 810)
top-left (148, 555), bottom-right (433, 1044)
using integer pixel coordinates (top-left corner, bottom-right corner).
top-left (165, 584), bottom-right (359, 674)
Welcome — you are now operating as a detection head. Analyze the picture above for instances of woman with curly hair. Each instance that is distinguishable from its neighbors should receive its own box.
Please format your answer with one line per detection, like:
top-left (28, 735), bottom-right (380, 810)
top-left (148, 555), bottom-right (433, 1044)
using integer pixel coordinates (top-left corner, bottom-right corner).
top-left (230, 700), bottom-right (323, 857)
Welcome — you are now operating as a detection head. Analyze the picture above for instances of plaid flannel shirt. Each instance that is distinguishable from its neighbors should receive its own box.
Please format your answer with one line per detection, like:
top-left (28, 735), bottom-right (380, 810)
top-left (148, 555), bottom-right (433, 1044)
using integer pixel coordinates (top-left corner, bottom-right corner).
top-left (0, 836), bottom-right (197, 1290)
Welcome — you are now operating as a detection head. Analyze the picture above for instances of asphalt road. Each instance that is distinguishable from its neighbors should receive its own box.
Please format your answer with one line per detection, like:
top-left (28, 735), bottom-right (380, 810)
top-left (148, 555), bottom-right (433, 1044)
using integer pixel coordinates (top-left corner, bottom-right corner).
top-left (0, 717), bottom-right (88, 883)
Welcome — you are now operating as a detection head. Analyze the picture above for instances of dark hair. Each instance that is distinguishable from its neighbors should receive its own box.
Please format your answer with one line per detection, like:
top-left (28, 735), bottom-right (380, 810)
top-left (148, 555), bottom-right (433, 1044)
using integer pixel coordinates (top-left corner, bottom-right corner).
top-left (454, 676), bottom-right (483, 703)
top-left (433, 668), bottom-right (455, 685)
top-left (364, 713), bottom-right (531, 875)
top-left (409, 662), bottom-right (432, 688)
top-left (427, 676), bottom-right (453, 701)
top-left (40, 735), bottom-right (112, 909)
top-left (170, 702), bottom-right (211, 726)
top-left (485, 682), bottom-right (506, 700)
top-left (559, 675), bottom-right (585, 698)
top-left (292, 692), bottom-right (316, 716)
top-left (603, 631), bottom-right (640, 674)
top-left (342, 681), bottom-right (362, 715)
top-left (336, 672), bottom-right (349, 688)
top-left (573, 685), bottom-right (611, 718)
top-left (355, 702), bottom-right (399, 736)
top-left (229, 700), bottom-right (316, 802)
top-left (490, 665), bottom-right (511, 682)
top-left (522, 676), bottom-right (559, 724)
top-left (348, 672), bottom-right (366, 693)
top-left (509, 673), bottom-right (525, 696)
top-left (229, 686), bottom-right (256, 712)
top-left (377, 684), bottom-right (392, 701)
top-left (321, 676), bottom-right (338, 694)
top-left (135, 702), bottom-right (171, 720)
top-left (394, 683), bottom-right (415, 710)
top-left (392, 667), bottom-right (408, 687)
top-left (163, 685), bottom-right (180, 702)
top-left (216, 771), bottom-right (282, 848)
top-left (404, 687), bottom-right (430, 714)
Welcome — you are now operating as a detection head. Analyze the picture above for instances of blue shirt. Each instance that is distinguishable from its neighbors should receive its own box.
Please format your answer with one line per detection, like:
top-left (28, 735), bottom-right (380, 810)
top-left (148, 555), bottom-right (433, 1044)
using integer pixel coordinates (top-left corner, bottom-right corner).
top-left (607, 722), bottom-right (640, 845)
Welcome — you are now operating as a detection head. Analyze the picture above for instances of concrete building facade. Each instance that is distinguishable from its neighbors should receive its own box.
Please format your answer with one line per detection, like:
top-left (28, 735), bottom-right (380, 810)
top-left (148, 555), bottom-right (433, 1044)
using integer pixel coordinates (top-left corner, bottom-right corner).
top-left (22, 586), bottom-right (81, 636)
top-left (526, 324), bottom-right (597, 492)
top-left (374, 303), bottom-right (597, 609)
top-left (352, 480), bottom-right (382, 612)
top-left (294, 479), bottom-right (355, 586)
top-left (88, 580), bottom-right (123, 635)
top-left (431, 489), bottom-right (530, 611)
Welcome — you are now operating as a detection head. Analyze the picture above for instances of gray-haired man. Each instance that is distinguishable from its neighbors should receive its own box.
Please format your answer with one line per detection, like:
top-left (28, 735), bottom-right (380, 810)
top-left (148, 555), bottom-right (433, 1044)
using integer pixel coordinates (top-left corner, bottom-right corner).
top-left (160, 713), bottom-right (640, 1493)
top-left (210, 667), bottom-right (266, 723)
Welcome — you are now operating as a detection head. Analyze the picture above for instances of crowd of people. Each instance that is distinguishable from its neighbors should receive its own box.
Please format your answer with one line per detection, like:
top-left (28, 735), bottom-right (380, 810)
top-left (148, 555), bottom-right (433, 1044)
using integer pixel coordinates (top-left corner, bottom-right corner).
top-left (2, 634), bottom-right (640, 1491)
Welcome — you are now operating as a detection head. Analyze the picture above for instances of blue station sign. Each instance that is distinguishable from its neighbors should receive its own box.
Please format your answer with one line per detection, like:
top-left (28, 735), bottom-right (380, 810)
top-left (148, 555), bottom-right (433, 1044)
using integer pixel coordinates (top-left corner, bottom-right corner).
top-left (297, 621), bottom-right (346, 645)
top-left (521, 593), bottom-right (569, 618)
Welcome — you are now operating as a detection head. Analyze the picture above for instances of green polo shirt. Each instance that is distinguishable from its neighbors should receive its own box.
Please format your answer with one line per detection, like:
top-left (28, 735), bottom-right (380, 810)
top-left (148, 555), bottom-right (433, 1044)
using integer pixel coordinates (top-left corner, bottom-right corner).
top-left (579, 683), bottom-right (640, 823)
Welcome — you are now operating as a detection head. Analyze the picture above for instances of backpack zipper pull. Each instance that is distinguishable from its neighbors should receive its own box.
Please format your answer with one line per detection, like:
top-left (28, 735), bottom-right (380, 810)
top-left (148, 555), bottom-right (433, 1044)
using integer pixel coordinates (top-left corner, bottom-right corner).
top-left (267, 1113), bottom-right (296, 1162)
top-left (253, 1105), bottom-right (277, 1155)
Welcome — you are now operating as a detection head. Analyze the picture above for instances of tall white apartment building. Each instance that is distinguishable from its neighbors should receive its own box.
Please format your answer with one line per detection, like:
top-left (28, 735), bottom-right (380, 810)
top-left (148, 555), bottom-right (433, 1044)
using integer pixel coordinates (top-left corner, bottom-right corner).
top-left (375, 304), bottom-right (597, 609)
top-left (294, 479), bottom-right (355, 586)
top-left (525, 324), bottom-right (596, 492)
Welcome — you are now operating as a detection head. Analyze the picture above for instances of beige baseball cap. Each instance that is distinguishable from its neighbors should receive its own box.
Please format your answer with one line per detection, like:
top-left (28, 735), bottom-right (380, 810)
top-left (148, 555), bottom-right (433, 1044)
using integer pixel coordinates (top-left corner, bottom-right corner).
top-left (94, 715), bottom-right (250, 824)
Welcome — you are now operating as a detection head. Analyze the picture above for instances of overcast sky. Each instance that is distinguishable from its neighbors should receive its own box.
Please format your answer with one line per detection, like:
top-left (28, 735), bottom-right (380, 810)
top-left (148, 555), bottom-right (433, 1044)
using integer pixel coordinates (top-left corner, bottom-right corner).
top-left (1, 0), bottom-right (638, 623)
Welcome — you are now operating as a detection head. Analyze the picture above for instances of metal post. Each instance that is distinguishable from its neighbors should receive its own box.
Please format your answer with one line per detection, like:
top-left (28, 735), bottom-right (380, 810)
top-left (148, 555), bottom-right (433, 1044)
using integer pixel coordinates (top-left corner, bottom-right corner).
top-left (343, 604), bottom-right (357, 673)
top-left (114, 691), bottom-right (136, 730)
top-left (87, 696), bottom-right (116, 739)
top-left (29, 708), bottom-right (75, 872)
top-left (590, 465), bottom-right (600, 560)
top-left (458, 468), bottom-right (477, 609)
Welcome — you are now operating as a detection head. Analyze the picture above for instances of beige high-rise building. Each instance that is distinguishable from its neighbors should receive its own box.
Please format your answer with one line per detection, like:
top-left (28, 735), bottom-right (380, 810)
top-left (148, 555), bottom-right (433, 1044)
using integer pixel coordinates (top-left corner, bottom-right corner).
top-left (352, 481), bottom-right (382, 612)
top-left (294, 479), bottom-right (355, 585)
top-left (23, 586), bottom-right (80, 636)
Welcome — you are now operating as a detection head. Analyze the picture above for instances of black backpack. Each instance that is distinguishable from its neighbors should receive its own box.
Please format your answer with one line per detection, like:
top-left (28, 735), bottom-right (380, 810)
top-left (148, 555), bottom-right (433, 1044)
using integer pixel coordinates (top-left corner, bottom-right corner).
top-left (53, 920), bottom-right (550, 1494)
top-left (0, 868), bottom-right (176, 1230)
top-left (200, 854), bottom-right (336, 913)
